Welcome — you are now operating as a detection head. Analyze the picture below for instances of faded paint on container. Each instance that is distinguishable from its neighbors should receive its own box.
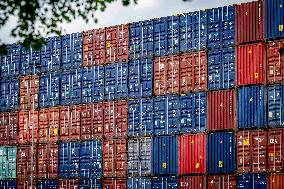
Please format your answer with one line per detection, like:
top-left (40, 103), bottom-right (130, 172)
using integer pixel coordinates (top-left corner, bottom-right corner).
top-left (178, 175), bottom-right (206, 189)
top-left (152, 136), bottom-right (178, 175)
top-left (180, 92), bottom-right (206, 133)
top-left (237, 86), bottom-right (267, 129)
top-left (18, 110), bottom-right (39, 144)
top-left (0, 146), bottom-right (16, 179)
top-left (237, 130), bottom-right (267, 173)
top-left (236, 43), bottom-right (266, 86)
top-left (266, 40), bottom-right (284, 84)
top-left (39, 72), bottom-right (60, 107)
top-left (237, 174), bottom-right (266, 189)
top-left (0, 112), bottom-right (18, 145)
top-left (265, 0), bottom-right (284, 39)
top-left (127, 137), bottom-right (151, 176)
top-left (207, 90), bottom-right (236, 131)
top-left (268, 129), bottom-right (284, 172)
top-left (102, 178), bottom-right (126, 189)
top-left (19, 75), bottom-right (39, 110)
top-left (127, 177), bottom-right (151, 189)
top-left (268, 174), bottom-right (284, 189)
top-left (268, 85), bottom-right (284, 127)
top-left (58, 179), bottom-right (79, 189)
top-left (178, 133), bottom-right (206, 174)
top-left (207, 175), bottom-right (236, 189)
top-left (235, 1), bottom-right (264, 44)
top-left (207, 132), bottom-right (236, 174)
top-left (151, 177), bottom-right (178, 189)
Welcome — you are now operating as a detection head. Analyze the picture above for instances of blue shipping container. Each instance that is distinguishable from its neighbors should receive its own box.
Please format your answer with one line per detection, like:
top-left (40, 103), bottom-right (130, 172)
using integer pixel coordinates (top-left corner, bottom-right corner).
top-left (104, 64), bottom-right (116, 100)
top-left (82, 67), bottom-right (94, 103)
top-left (153, 96), bottom-right (179, 135)
top-left (1, 44), bottom-right (20, 78)
top-left (36, 180), bottom-right (57, 189)
top-left (265, 0), bottom-right (284, 39)
top-left (79, 178), bottom-right (101, 189)
top-left (127, 178), bottom-right (151, 189)
top-left (208, 47), bottom-right (235, 90)
top-left (207, 5), bottom-right (235, 49)
top-left (128, 98), bottom-right (153, 137)
top-left (39, 72), bottom-right (60, 107)
top-left (0, 180), bottom-right (16, 189)
top-left (93, 66), bottom-right (105, 102)
top-left (180, 92), bottom-right (206, 133)
top-left (207, 132), bottom-right (236, 174)
top-left (20, 47), bottom-right (40, 76)
top-left (117, 63), bottom-right (128, 99)
top-left (152, 136), bottom-right (177, 175)
top-left (179, 11), bottom-right (207, 52)
top-left (268, 85), bottom-right (284, 127)
top-left (237, 86), bottom-right (267, 129)
top-left (151, 177), bottom-right (178, 189)
top-left (166, 15), bottom-right (180, 55)
top-left (80, 140), bottom-right (102, 178)
top-left (153, 17), bottom-right (167, 56)
top-left (61, 32), bottom-right (82, 70)
top-left (0, 78), bottom-right (19, 111)
top-left (237, 174), bottom-right (267, 189)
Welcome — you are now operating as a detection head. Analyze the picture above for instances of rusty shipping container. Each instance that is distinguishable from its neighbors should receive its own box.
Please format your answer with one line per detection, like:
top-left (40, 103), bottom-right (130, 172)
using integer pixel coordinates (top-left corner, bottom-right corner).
top-left (102, 178), bottom-right (127, 189)
top-left (17, 145), bottom-right (37, 181)
top-left (0, 111), bottom-right (18, 145)
top-left (235, 1), bottom-right (264, 44)
top-left (58, 179), bottom-right (79, 189)
top-left (207, 90), bottom-right (236, 131)
top-left (18, 110), bottom-right (39, 144)
top-left (178, 133), bottom-right (206, 174)
top-left (268, 174), bottom-right (284, 189)
top-left (267, 39), bottom-right (284, 84)
top-left (237, 130), bottom-right (267, 173)
top-left (268, 129), bottom-right (284, 172)
top-left (236, 43), bottom-right (266, 86)
top-left (19, 75), bottom-right (39, 110)
top-left (178, 176), bottom-right (206, 189)
top-left (207, 175), bottom-right (236, 189)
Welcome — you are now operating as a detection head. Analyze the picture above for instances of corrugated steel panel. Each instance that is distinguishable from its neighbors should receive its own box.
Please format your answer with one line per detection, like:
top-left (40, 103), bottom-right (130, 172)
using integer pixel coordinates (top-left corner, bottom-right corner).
top-left (265, 0), bottom-right (284, 39)
top-left (1, 78), bottom-right (19, 111)
top-left (178, 134), bottom-right (206, 174)
top-left (82, 67), bottom-right (93, 104)
top-left (94, 29), bottom-right (106, 65)
top-left (207, 132), bottom-right (236, 174)
top-left (102, 139), bottom-right (127, 177)
top-left (102, 178), bottom-right (126, 189)
top-left (236, 43), bottom-right (266, 86)
top-left (17, 146), bottom-right (37, 181)
top-left (166, 15), bottom-right (180, 55)
top-left (82, 29), bottom-right (94, 66)
top-left (207, 175), bottom-right (236, 189)
top-left (36, 180), bottom-right (57, 189)
top-left (128, 99), bottom-right (153, 137)
top-left (0, 146), bottom-right (16, 179)
top-left (79, 178), bottom-right (101, 189)
top-left (237, 174), bottom-right (266, 189)
top-left (127, 177), bottom-right (151, 189)
top-left (268, 174), bottom-right (284, 189)
top-left (129, 20), bottom-right (154, 60)
top-left (80, 140), bottom-right (102, 178)
top-left (37, 144), bottom-right (58, 179)
top-left (61, 32), bottom-right (82, 70)
top-left (105, 26), bottom-right (117, 64)
top-left (0, 180), bottom-right (16, 189)
top-left (152, 136), bottom-right (178, 175)
top-left (105, 64), bottom-right (116, 100)
top-left (268, 129), bottom-right (284, 172)
top-left (0, 44), bottom-right (20, 78)
top-left (20, 47), bottom-right (39, 76)
top-left (180, 51), bottom-right (207, 93)
top-left (127, 137), bottom-right (151, 176)
top-left (58, 179), bottom-right (79, 189)
top-left (266, 40), bottom-right (284, 84)
top-left (153, 96), bottom-right (179, 135)
top-left (117, 24), bottom-right (129, 63)
top-left (116, 63), bottom-right (128, 99)
top-left (178, 176), bottom-right (206, 189)
top-left (40, 36), bottom-right (61, 72)
top-left (180, 92), bottom-right (206, 133)
top-left (207, 5), bottom-right (235, 49)
top-left (17, 179), bottom-right (36, 189)
top-left (58, 142), bottom-right (80, 178)
top-left (237, 130), bottom-right (267, 173)
top-left (179, 11), bottom-right (207, 52)
top-left (151, 177), bottom-right (178, 188)
top-left (268, 85), bottom-right (284, 127)
top-left (153, 17), bottom-right (167, 57)
top-left (19, 75), bottom-right (39, 110)
top-left (235, 1), bottom-right (264, 44)
top-left (207, 90), bottom-right (236, 131)
top-left (18, 110), bottom-right (39, 144)
top-left (39, 72), bottom-right (60, 107)
top-left (208, 47), bottom-right (235, 90)
top-left (93, 65), bottom-right (105, 102)
top-left (0, 112), bottom-right (18, 145)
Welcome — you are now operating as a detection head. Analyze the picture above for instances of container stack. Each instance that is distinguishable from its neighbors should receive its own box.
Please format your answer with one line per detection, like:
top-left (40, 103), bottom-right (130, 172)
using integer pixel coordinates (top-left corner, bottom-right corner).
top-left (0, 0), bottom-right (284, 188)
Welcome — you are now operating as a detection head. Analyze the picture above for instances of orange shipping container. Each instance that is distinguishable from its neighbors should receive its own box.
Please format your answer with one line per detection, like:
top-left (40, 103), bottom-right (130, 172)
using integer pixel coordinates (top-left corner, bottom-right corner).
top-left (18, 110), bottom-right (39, 144)
top-left (268, 174), bottom-right (284, 189)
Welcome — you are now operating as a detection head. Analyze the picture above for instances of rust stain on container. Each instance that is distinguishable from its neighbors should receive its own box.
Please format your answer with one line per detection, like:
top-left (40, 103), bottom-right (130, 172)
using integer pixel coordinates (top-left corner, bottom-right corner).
top-left (207, 175), bottom-right (236, 189)
top-left (268, 129), bottom-right (284, 172)
top-left (0, 112), bottom-right (18, 145)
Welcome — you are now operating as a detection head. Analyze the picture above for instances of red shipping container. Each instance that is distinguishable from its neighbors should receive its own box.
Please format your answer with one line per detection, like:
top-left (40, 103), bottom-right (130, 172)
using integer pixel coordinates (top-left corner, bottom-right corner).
top-left (94, 28), bottom-right (106, 65)
top-left (154, 56), bottom-right (167, 95)
top-left (117, 24), bottom-right (129, 63)
top-left (178, 175), bottom-right (206, 189)
top-left (268, 174), bottom-right (284, 189)
top-left (37, 143), bottom-right (58, 179)
top-left (236, 43), bottom-right (266, 86)
top-left (82, 29), bottom-right (94, 67)
top-left (207, 175), bottom-right (236, 189)
top-left (81, 103), bottom-right (104, 140)
top-left (207, 90), bottom-right (236, 131)
top-left (235, 1), bottom-right (264, 44)
top-left (104, 101), bottom-right (116, 138)
top-left (267, 39), bottom-right (284, 84)
top-left (0, 111), bottom-right (18, 145)
top-left (19, 75), bottom-right (39, 110)
top-left (18, 110), bottom-right (39, 144)
top-left (38, 107), bottom-right (59, 143)
top-left (268, 129), bottom-right (284, 172)
top-left (178, 133), bottom-right (206, 174)
top-left (17, 179), bottom-right (36, 189)
top-left (102, 178), bottom-right (126, 189)
top-left (237, 130), bottom-right (267, 173)
top-left (103, 139), bottom-right (127, 177)
top-left (17, 146), bottom-right (37, 180)
top-left (180, 51), bottom-right (207, 93)
top-left (58, 179), bottom-right (79, 189)
top-left (105, 26), bottom-right (117, 64)
top-left (59, 105), bottom-right (81, 141)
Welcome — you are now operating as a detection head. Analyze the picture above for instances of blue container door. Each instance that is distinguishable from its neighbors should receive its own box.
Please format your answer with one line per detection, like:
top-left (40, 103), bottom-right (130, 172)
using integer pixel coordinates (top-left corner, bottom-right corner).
top-left (117, 63), bottom-right (128, 99)
top-left (36, 180), bottom-right (58, 189)
top-left (82, 67), bottom-right (94, 103)
top-left (151, 177), bottom-right (178, 189)
top-left (141, 59), bottom-right (153, 98)
top-left (167, 16), bottom-right (180, 55)
top-left (154, 17), bottom-right (167, 56)
top-left (61, 72), bottom-right (72, 105)
top-left (58, 143), bottom-right (69, 178)
top-left (237, 174), bottom-right (267, 189)
top-left (79, 178), bottom-right (101, 189)
top-left (129, 59), bottom-right (140, 98)
top-left (265, 0), bottom-right (284, 39)
top-left (140, 99), bottom-right (153, 136)
top-left (62, 32), bottom-right (82, 69)
top-left (268, 85), bottom-right (284, 127)
top-left (127, 178), bottom-right (151, 189)
top-left (104, 64), bottom-right (116, 100)
top-left (129, 22), bottom-right (142, 60)
top-left (41, 37), bottom-right (61, 72)
top-left (69, 142), bottom-right (80, 178)
top-left (0, 180), bottom-right (16, 189)
top-left (39, 72), bottom-right (60, 107)
top-left (128, 100), bottom-right (140, 137)
top-left (93, 65), bottom-right (105, 102)
top-left (71, 69), bottom-right (82, 104)
top-left (141, 20), bottom-right (154, 58)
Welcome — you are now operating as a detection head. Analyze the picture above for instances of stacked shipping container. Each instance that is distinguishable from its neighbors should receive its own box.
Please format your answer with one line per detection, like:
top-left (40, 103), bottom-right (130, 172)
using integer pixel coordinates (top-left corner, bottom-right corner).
top-left (0, 0), bottom-right (284, 188)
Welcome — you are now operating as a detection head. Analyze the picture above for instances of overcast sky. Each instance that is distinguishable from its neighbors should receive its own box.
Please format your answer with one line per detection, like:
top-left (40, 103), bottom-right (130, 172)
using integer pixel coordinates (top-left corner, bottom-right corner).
top-left (0, 0), bottom-right (251, 44)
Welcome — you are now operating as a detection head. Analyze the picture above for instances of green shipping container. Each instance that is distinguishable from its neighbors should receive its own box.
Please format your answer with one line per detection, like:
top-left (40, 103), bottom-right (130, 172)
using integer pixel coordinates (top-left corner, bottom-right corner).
top-left (0, 146), bottom-right (17, 179)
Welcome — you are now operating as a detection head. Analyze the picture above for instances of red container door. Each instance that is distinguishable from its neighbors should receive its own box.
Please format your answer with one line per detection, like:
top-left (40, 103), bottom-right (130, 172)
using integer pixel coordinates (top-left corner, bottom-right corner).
top-left (104, 101), bottom-right (116, 138)
top-left (268, 129), bottom-right (284, 172)
top-left (103, 140), bottom-right (115, 177)
top-left (154, 56), bottom-right (167, 96)
top-left (0, 112), bottom-right (18, 145)
top-left (178, 176), bottom-right (206, 189)
top-left (114, 139), bottom-right (127, 177)
top-left (70, 105), bottom-right (81, 140)
top-left (116, 100), bottom-right (128, 138)
top-left (39, 108), bottom-right (49, 143)
top-left (17, 146), bottom-right (37, 180)
top-left (267, 40), bottom-right (284, 84)
top-left (48, 144), bottom-right (58, 178)
top-left (268, 174), bottom-right (284, 189)
top-left (237, 131), bottom-right (251, 173)
top-left (60, 106), bottom-right (70, 141)
top-left (117, 24), bottom-right (129, 62)
top-left (17, 180), bottom-right (36, 189)
top-left (102, 178), bottom-right (127, 189)
top-left (207, 175), bottom-right (236, 189)
top-left (93, 103), bottom-right (104, 139)
top-left (81, 104), bottom-right (93, 140)
top-left (58, 179), bottom-right (79, 189)
top-left (49, 107), bottom-right (60, 143)
top-left (207, 90), bottom-right (236, 131)
top-left (37, 145), bottom-right (48, 179)
top-left (251, 130), bottom-right (267, 173)
top-left (106, 26), bottom-right (117, 64)
top-left (19, 75), bottom-right (39, 110)
top-left (94, 29), bottom-right (106, 65)
top-left (18, 110), bottom-right (39, 144)
top-left (82, 29), bottom-right (94, 67)
top-left (167, 55), bottom-right (180, 94)
top-left (236, 43), bottom-right (266, 86)
top-left (178, 134), bottom-right (206, 174)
